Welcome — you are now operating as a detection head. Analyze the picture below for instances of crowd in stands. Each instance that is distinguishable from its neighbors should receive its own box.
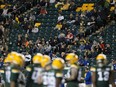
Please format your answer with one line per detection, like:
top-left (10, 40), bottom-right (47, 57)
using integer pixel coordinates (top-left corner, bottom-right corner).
top-left (0, 0), bottom-right (116, 66)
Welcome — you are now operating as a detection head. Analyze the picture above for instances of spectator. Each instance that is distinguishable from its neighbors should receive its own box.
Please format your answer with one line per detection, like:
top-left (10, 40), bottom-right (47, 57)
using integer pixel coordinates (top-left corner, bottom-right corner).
top-left (91, 49), bottom-right (97, 58)
top-left (55, 1), bottom-right (64, 9)
top-left (73, 35), bottom-right (79, 46)
top-left (39, 7), bottom-right (47, 16)
top-left (68, 0), bottom-right (76, 11)
top-left (60, 52), bottom-right (66, 60)
top-left (65, 31), bottom-right (74, 43)
top-left (25, 41), bottom-right (29, 48)
top-left (49, 37), bottom-right (57, 46)
top-left (99, 38), bottom-right (105, 52)
top-left (83, 56), bottom-right (90, 66)
top-left (17, 34), bottom-right (23, 47)
top-left (51, 52), bottom-right (58, 60)
top-left (29, 13), bottom-right (35, 22)
top-left (25, 52), bottom-right (32, 66)
top-left (74, 17), bottom-right (80, 26)
top-left (79, 26), bottom-right (85, 37)
top-left (58, 33), bottom-right (65, 42)
top-left (32, 26), bottom-right (39, 33)
top-left (59, 43), bottom-right (66, 53)
top-left (50, 0), bottom-right (56, 4)
top-left (80, 37), bottom-right (86, 45)
top-left (67, 13), bottom-right (75, 25)
top-left (35, 43), bottom-right (43, 53)
top-left (61, 20), bottom-right (68, 30)
top-left (44, 41), bottom-right (52, 54)
top-left (79, 43), bottom-right (85, 52)
top-left (104, 44), bottom-right (111, 54)
top-left (2, 7), bottom-right (8, 16)
top-left (55, 22), bottom-right (62, 30)
top-left (40, 0), bottom-right (48, 7)
top-left (66, 31), bottom-right (74, 39)
top-left (84, 42), bottom-right (92, 50)
top-left (87, 16), bottom-right (95, 26)
top-left (27, 25), bottom-right (32, 33)
top-left (60, 0), bottom-right (70, 10)
top-left (57, 14), bottom-right (64, 22)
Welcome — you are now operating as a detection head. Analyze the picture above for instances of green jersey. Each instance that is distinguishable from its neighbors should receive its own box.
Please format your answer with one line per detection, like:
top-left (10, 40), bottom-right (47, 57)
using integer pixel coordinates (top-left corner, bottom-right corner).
top-left (91, 65), bottom-right (113, 87)
top-left (0, 67), bottom-right (5, 82)
top-left (10, 65), bottom-right (20, 87)
top-left (43, 69), bottom-right (63, 87)
top-left (25, 64), bottom-right (43, 87)
top-left (65, 64), bottom-right (80, 87)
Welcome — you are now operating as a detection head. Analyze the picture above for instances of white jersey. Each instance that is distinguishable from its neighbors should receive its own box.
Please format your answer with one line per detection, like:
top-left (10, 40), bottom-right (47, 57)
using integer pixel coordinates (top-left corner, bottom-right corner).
top-left (43, 70), bottom-right (56, 87)
top-left (43, 69), bottom-right (63, 87)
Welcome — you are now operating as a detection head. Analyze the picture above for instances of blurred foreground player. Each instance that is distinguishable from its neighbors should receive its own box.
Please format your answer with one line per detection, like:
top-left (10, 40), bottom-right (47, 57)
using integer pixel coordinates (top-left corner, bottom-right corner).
top-left (25, 53), bottom-right (43, 87)
top-left (64, 53), bottom-right (81, 87)
top-left (10, 53), bottom-right (25, 87)
top-left (0, 52), bottom-right (20, 87)
top-left (41, 55), bottom-right (64, 87)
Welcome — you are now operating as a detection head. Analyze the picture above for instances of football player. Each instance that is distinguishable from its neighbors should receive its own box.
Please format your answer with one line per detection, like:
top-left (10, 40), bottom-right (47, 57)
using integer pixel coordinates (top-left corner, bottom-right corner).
top-left (41, 55), bottom-right (51, 87)
top-left (25, 53), bottom-right (43, 87)
top-left (64, 53), bottom-right (81, 87)
top-left (0, 52), bottom-right (19, 87)
top-left (10, 52), bottom-right (25, 87)
top-left (41, 55), bottom-right (64, 87)
top-left (91, 54), bottom-right (115, 87)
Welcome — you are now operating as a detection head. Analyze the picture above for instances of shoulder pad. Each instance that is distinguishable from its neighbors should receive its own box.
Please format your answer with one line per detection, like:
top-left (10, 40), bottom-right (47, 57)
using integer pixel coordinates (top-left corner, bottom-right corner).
top-left (56, 72), bottom-right (63, 78)
top-left (12, 69), bottom-right (20, 73)
top-left (71, 64), bottom-right (78, 69)
top-left (26, 67), bottom-right (32, 72)
top-left (90, 67), bottom-right (96, 72)
top-left (0, 70), bottom-right (4, 73)
top-left (64, 67), bottom-right (70, 70)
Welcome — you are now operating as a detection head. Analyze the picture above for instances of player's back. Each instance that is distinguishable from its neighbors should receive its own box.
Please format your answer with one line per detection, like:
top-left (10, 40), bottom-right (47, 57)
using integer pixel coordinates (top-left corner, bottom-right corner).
top-left (43, 69), bottom-right (57, 87)
top-left (26, 64), bottom-right (43, 87)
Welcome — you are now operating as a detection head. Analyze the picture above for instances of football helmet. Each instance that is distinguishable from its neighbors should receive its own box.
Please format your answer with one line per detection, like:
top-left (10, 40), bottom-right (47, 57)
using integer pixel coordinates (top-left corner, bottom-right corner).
top-left (18, 53), bottom-right (25, 61)
top-left (65, 53), bottom-right (78, 65)
top-left (32, 53), bottom-right (43, 64)
top-left (12, 55), bottom-right (24, 67)
top-left (96, 54), bottom-right (106, 60)
top-left (4, 51), bottom-right (18, 63)
top-left (52, 58), bottom-right (64, 70)
top-left (4, 57), bottom-right (13, 63)
top-left (96, 54), bottom-right (107, 67)
top-left (41, 55), bottom-right (51, 68)
top-left (7, 51), bottom-right (18, 59)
